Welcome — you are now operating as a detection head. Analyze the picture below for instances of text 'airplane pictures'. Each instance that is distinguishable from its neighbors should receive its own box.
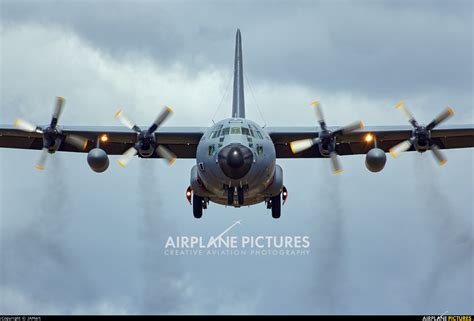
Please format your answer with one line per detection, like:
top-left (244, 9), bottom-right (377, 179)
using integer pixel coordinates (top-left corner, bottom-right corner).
top-left (1, 29), bottom-right (473, 219)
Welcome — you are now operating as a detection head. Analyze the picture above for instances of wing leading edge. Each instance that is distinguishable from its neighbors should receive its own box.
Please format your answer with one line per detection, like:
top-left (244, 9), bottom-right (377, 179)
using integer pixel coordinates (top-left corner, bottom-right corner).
top-left (2, 124), bottom-right (473, 159)
top-left (267, 125), bottom-right (474, 158)
top-left (0, 125), bottom-right (206, 158)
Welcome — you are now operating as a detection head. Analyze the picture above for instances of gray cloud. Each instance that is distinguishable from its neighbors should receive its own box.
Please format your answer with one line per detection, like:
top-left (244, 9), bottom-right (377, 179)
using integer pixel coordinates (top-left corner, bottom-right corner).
top-left (2, 0), bottom-right (472, 99)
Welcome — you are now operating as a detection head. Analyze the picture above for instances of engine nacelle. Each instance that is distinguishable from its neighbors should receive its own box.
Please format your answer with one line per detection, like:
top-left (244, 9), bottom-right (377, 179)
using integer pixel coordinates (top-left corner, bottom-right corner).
top-left (87, 148), bottom-right (109, 173)
top-left (138, 145), bottom-right (155, 158)
top-left (365, 148), bottom-right (386, 172)
top-left (318, 142), bottom-right (331, 157)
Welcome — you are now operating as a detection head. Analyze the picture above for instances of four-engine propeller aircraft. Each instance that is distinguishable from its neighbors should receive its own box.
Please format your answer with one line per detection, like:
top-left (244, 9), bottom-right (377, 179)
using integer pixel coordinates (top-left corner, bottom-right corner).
top-left (1, 29), bottom-right (473, 219)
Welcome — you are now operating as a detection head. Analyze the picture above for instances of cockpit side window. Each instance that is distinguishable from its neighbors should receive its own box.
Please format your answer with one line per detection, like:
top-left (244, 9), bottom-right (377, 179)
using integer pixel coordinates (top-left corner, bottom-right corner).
top-left (222, 127), bottom-right (230, 136)
top-left (242, 127), bottom-right (250, 136)
top-left (256, 131), bottom-right (264, 139)
top-left (210, 124), bottom-right (223, 139)
top-left (208, 144), bottom-right (215, 155)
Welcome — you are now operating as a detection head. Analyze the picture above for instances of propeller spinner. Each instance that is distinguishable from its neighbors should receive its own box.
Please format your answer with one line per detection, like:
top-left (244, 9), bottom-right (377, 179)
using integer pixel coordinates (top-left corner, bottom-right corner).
top-left (289, 100), bottom-right (364, 174)
top-left (114, 106), bottom-right (176, 167)
top-left (389, 101), bottom-right (454, 166)
top-left (13, 96), bottom-right (88, 170)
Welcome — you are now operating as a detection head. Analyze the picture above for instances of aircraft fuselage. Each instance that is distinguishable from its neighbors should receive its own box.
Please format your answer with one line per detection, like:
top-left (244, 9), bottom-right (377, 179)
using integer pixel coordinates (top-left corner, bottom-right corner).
top-left (190, 117), bottom-right (283, 207)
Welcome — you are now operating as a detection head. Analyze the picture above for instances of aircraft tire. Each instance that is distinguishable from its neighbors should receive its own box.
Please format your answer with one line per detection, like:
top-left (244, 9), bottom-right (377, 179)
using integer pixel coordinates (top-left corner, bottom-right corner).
top-left (193, 194), bottom-right (203, 218)
top-left (271, 194), bottom-right (281, 219)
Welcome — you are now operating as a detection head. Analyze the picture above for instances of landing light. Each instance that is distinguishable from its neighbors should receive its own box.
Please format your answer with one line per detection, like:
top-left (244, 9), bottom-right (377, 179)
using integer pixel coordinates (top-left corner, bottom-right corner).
top-left (364, 133), bottom-right (374, 143)
top-left (100, 134), bottom-right (109, 142)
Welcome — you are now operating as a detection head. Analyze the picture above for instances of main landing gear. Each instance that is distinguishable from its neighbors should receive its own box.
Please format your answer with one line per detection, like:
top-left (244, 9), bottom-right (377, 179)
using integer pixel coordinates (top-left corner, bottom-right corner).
top-left (192, 194), bottom-right (207, 219)
top-left (268, 194), bottom-right (281, 219)
top-left (267, 187), bottom-right (287, 219)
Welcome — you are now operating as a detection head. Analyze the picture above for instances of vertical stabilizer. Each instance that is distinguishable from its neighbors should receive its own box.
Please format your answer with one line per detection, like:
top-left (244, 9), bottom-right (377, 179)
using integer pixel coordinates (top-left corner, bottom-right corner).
top-left (232, 29), bottom-right (245, 118)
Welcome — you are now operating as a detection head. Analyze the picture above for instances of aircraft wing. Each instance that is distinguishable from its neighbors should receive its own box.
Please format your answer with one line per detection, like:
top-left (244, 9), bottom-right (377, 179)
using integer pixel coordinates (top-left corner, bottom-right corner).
top-left (266, 125), bottom-right (474, 158)
top-left (0, 125), bottom-right (206, 158)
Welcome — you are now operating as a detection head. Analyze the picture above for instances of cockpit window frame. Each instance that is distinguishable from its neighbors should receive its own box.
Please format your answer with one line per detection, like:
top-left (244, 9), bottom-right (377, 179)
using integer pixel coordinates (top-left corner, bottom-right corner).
top-left (230, 127), bottom-right (241, 135)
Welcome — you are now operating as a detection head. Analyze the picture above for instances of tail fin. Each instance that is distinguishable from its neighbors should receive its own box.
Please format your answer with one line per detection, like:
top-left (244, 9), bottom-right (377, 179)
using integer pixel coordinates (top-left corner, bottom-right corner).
top-left (232, 29), bottom-right (245, 118)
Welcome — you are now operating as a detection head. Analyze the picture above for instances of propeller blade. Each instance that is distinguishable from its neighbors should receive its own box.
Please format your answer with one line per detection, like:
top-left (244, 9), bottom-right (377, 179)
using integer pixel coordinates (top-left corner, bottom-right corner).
top-left (51, 96), bottom-right (65, 127)
top-left (426, 107), bottom-right (454, 130)
top-left (310, 100), bottom-right (324, 123)
top-left (117, 147), bottom-right (137, 168)
top-left (395, 100), bottom-right (416, 122)
top-left (310, 100), bottom-right (328, 131)
top-left (339, 120), bottom-right (364, 135)
top-left (156, 145), bottom-right (177, 165)
top-left (65, 134), bottom-right (88, 151)
top-left (35, 148), bottom-right (49, 170)
top-left (389, 140), bottom-right (412, 158)
top-left (14, 118), bottom-right (39, 132)
top-left (115, 109), bottom-right (140, 132)
top-left (430, 144), bottom-right (447, 166)
top-left (330, 152), bottom-right (343, 174)
top-left (149, 106), bottom-right (173, 133)
top-left (289, 138), bottom-right (318, 154)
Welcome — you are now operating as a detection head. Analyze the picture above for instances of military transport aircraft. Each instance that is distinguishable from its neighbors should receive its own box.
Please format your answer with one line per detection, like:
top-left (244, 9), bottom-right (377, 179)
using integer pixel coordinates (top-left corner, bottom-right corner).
top-left (1, 29), bottom-right (473, 219)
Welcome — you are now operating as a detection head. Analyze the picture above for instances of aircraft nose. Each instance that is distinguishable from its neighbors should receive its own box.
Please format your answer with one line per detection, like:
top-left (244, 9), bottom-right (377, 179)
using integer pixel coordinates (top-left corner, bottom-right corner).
top-left (218, 144), bottom-right (253, 179)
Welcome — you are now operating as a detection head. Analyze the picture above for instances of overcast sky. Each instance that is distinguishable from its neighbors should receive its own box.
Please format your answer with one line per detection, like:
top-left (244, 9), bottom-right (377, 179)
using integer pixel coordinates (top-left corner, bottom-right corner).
top-left (0, 0), bottom-right (473, 315)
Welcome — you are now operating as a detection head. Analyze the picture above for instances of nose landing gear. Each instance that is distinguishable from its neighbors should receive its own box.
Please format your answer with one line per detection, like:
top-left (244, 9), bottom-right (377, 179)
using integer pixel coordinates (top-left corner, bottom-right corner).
top-left (227, 186), bottom-right (245, 206)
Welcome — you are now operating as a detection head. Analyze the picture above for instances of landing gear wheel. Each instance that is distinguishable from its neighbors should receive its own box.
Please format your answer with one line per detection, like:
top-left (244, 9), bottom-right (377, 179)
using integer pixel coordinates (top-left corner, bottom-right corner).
top-left (237, 187), bottom-right (244, 205)
top-left (193, 194), bottom-right (203, 219)
top-left (271, 194), bottom-right (281, 219)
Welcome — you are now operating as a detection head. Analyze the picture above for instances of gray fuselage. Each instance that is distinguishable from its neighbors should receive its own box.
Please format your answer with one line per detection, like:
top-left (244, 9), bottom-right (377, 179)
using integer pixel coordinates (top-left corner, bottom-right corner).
top-left (190, 118), bottom-right (282, 206)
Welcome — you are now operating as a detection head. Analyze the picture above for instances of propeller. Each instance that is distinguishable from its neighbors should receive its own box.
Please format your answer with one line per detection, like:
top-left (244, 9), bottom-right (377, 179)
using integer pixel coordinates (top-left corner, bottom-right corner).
top-left (115, 106), bottom-right (176, 167)
top-left (289, 100), bottom-right (364, 174)
top-left (13, 96), bottom-right (88, 170)
top-left (389, 101), bottom-right (453, 166)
